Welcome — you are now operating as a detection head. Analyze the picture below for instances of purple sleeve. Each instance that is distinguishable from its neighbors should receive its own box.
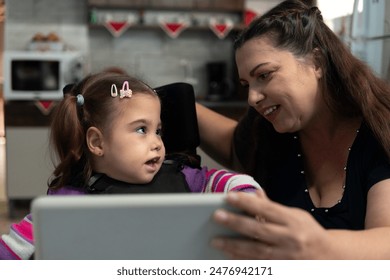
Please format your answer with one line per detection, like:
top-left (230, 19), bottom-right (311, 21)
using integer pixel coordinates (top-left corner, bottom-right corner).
top-left (47, 186), bottom-right (86, 195)
top-left (181, 166), bottom-right (208, 192)
top-left (181, 166), bottom-right (262, 193)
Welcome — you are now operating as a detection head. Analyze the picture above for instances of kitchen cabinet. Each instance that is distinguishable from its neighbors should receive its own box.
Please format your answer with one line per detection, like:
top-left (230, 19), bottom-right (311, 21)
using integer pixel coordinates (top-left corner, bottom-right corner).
top-left (199, 100), bottom-right (248, 120)
top-left (4, 102), bottom-right (55, 218)
top-left (350, 0), bottom-right (390, 82)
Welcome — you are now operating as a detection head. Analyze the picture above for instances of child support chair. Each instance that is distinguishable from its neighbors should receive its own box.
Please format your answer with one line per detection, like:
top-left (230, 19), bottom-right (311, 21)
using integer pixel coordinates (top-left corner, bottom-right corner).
top-left (154, 82), bottom-right (201, 166)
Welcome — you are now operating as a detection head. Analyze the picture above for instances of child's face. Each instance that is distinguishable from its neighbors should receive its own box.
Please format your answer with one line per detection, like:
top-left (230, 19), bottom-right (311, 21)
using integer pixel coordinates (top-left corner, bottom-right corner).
top-left (99, 93), bottom-right (165, 184)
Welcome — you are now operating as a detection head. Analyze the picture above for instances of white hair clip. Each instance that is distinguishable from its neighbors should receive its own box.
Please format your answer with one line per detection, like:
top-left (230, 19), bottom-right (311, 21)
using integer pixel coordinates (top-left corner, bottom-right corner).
top-left (119, 81), bottom-right (132, 98)
top-left (76, 94), bottom-right (84, 106)
top-left (111, 84), bottom-right (118, 97)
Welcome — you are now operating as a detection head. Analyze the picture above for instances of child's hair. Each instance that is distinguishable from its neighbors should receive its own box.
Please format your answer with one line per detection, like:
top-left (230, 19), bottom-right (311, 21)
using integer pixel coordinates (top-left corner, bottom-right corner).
top-left (48, 71), bottom-right (158, 189)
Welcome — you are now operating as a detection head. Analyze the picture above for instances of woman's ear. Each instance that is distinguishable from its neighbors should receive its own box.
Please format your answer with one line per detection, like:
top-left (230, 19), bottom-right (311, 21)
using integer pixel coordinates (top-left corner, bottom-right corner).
top-left (86, 127), bottom-right (104, 156)
top-left (312, 48), bottom-right (323, 79)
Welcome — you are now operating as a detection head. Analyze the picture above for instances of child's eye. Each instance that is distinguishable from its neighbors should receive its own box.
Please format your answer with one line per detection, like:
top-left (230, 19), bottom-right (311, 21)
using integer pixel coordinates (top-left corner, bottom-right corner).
top-left (156, 128), bottom-right (162, 137)
top-left (136, 127), bottom-right (146, 134)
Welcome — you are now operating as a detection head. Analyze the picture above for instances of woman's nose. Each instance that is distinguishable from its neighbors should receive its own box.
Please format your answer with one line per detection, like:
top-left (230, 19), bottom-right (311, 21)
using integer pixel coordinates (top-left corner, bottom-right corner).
top-left (247, 86), bottom-right (265, 107)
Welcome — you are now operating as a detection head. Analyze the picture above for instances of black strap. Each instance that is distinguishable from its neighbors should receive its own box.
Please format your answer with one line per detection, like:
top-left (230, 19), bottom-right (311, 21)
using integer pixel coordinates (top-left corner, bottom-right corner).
top-left (87, 161), bottom-right (191, 194)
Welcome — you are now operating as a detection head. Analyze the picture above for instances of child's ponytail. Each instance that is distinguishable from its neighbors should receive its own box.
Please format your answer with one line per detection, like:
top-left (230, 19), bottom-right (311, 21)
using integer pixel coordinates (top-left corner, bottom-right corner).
top-left (48, 83), bottom-right (90, 189)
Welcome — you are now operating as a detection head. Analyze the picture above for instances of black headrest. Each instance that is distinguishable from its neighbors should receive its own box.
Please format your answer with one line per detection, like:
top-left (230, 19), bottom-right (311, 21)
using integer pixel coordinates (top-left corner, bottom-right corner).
top-left (154, 82), bottom-right (200, 156)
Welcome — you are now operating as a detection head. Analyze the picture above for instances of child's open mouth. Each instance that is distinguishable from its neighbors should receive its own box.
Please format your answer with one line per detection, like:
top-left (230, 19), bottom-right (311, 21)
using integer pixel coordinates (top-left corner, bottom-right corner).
top-left (145, 157), bottom-right (160, 166)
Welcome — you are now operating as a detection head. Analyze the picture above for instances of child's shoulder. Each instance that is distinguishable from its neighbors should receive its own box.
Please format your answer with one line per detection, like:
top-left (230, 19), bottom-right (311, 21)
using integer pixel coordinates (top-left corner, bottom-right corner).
top-left (47, 185), bottom-right (86, 196)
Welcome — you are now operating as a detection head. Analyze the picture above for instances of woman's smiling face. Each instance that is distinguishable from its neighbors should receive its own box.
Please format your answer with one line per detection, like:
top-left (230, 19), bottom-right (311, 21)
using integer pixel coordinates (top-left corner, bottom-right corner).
top-left (236, 37), bottom-right (323, 133)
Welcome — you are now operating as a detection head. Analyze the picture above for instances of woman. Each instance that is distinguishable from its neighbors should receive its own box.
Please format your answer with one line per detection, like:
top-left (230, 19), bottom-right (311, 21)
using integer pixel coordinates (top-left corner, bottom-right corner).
top-left (196, 0), bottom-right (390, 259)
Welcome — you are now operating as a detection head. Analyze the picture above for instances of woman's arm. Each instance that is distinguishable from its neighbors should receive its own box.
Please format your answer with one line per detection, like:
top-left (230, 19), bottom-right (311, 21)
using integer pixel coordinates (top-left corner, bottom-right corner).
top-left (195, 103), bottom-right (238, 168)
top-left (211, 180), bottom-right (390, 259)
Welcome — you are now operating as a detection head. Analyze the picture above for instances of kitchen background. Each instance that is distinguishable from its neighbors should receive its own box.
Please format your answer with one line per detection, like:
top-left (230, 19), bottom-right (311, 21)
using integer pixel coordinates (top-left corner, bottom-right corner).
top-left (2, 0), bottom-right (261, 96)
top-left (0, 0), bottom-right (285, 212)
top-left (0, 0), bottom-right (389, 217)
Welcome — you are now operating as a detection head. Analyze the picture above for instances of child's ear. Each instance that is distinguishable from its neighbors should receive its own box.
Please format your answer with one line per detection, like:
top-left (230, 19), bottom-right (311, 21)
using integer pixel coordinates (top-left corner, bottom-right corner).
top-left (86, 127), bottom-right (104, 156)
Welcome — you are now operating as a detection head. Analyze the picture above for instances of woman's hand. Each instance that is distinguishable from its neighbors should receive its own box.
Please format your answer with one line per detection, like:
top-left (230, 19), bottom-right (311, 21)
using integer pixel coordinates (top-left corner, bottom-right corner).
top-left (212, 190), bottom-right (331, 259)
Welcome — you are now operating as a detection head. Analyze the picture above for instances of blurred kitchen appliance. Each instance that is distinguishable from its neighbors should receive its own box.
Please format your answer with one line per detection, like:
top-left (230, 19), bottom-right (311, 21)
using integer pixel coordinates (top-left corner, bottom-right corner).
top-left (3, 51), bottom-right (86, 101)
top-left (206, 61), bottom-right (233, 101)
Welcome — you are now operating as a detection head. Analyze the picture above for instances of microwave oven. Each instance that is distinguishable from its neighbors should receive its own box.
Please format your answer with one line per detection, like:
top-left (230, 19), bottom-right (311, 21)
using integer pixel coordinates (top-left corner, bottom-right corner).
top-left (3, 51), bottom-right (87, 101)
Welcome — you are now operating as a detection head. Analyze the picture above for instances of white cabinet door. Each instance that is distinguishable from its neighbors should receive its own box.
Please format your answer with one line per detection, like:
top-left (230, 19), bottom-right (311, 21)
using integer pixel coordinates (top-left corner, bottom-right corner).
top-left (5, 127), bottom-right (52, 199)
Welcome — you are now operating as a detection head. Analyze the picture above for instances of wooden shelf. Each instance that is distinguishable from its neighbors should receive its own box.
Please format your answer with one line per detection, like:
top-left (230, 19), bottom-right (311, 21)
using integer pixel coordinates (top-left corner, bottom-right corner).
top-left (88, 23), bottom-right (245, 32)
top-left (87, 0), bottom-right (245, 13)
top-left (87, 0), bottom-right (246, 33)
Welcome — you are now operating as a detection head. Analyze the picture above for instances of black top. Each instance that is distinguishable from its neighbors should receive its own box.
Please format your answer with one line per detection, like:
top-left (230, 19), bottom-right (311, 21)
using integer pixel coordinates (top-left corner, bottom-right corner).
top-left (234, 108), bottom-right (390, 229)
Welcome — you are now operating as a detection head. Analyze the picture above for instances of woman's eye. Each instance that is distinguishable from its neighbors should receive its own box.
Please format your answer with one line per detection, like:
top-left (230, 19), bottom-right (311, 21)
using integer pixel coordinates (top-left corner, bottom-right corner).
top-left (136, 127), bottom-right (146, 134)
top-left (240, 82), bottom-right (249, 88)
top-left (258, 72), bottom-right (272, 80)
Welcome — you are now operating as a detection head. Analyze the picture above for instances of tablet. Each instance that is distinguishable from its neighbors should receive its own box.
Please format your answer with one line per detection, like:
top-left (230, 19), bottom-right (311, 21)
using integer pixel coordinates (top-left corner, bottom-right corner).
top-left (31, 193), bottom-right (243, 260)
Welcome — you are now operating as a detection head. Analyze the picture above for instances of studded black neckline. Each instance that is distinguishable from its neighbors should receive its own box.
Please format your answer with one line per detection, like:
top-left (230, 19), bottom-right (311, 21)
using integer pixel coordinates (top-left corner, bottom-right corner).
top-left (293, 129), bottom-right (360, 213)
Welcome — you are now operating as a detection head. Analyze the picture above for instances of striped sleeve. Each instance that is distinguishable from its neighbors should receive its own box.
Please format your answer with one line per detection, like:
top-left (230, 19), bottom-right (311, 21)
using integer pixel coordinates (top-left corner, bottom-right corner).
top-left (0, 214), bottom-right (35, 260)
top-left (203, 169), bottom-right (262, 193)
